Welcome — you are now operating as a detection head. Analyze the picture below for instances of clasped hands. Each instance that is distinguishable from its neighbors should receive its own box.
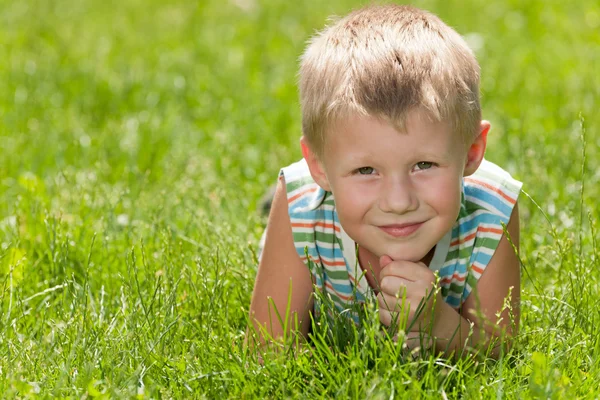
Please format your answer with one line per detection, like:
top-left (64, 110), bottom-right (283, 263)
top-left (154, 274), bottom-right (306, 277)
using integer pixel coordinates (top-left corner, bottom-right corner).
top-left (377, 255), bottom-right (443, 333)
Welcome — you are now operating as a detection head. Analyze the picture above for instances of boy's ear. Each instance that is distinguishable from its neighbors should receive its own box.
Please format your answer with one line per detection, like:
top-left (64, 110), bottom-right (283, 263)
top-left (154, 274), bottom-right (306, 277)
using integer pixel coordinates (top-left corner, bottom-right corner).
top-left (300, 136), bottom-right (331, 191)
top-left (463, 120), bottom-right (490, 176)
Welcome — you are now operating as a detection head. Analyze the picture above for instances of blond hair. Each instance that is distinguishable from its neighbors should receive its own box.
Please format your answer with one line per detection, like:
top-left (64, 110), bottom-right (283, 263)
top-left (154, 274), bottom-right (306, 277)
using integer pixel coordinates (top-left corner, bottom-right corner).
top-left (299, 4), bottom-right (481, 156)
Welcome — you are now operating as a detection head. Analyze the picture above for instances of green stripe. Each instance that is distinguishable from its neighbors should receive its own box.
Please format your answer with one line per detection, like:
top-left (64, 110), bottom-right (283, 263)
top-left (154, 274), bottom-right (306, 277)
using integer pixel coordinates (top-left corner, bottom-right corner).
top-left (285, 177), bottom-right (317, 192)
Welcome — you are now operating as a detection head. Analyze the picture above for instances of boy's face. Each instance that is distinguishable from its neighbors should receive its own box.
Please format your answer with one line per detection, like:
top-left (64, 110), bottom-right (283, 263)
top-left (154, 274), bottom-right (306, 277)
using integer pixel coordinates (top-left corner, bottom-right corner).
top-left (303, 110), bottom-right (487, 263)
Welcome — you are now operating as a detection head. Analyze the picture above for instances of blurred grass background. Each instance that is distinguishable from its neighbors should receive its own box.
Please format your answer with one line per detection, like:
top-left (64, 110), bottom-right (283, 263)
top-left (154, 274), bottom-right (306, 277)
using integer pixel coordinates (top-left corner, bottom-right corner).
top-left (0, 0), bottom-right (599, 397)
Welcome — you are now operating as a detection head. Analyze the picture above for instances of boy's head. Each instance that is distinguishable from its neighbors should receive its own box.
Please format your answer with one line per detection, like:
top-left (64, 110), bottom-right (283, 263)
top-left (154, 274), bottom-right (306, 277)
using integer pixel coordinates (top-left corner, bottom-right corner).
top-left (299, 4), bottom-right (481, 158)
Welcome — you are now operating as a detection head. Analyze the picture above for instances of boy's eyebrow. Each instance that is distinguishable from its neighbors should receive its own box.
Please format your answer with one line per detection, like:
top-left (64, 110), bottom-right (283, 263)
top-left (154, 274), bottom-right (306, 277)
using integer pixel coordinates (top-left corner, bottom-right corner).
top-left (414, 150), bottom-right (453, 160)
top-left (344, 150), bottom-right (452, 166)
top-left (343, 152), bottom-right (376, 165)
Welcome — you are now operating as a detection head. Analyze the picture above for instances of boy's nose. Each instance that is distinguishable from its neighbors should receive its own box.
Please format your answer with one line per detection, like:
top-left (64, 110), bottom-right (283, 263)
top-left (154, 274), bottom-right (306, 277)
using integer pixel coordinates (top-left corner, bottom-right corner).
top-left (378, 176), bottom-right (418, 214)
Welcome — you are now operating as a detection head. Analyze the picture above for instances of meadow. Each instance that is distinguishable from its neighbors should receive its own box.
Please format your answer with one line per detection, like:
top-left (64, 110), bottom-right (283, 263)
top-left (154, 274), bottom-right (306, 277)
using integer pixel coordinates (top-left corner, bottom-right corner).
top-left (1, 0), bottom-right (599, 397)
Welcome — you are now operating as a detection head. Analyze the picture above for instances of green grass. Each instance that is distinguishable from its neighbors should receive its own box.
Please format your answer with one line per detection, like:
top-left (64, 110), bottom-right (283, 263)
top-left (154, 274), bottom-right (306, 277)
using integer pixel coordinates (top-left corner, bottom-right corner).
top-left (1, 0), bottom-right (599, 397)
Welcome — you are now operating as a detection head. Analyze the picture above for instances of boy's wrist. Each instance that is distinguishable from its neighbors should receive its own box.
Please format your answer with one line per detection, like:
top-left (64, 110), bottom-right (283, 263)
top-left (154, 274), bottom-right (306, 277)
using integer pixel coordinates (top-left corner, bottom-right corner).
top-left (405, 291), bottom-right (446, 335)
top-left (416, 298), bottom-right (463, 352)
top-left (428, 294), bottom-right (454, 335)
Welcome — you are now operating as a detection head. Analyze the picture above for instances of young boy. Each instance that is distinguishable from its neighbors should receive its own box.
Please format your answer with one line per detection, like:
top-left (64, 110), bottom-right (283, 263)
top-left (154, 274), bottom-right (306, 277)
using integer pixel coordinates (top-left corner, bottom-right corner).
top-left (248, 4), bottom-right (522, 357)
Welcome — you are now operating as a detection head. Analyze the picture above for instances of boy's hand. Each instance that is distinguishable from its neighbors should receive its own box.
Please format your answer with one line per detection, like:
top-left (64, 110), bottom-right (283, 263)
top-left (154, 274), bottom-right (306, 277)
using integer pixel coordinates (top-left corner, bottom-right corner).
top-left (377, 255), bottom-right (442, 332)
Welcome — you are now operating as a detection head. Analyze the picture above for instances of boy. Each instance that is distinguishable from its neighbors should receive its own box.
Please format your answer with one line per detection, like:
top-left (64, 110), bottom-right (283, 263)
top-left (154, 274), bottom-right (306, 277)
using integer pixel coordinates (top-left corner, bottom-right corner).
top-left (249, 4), bottom-right (521, 357)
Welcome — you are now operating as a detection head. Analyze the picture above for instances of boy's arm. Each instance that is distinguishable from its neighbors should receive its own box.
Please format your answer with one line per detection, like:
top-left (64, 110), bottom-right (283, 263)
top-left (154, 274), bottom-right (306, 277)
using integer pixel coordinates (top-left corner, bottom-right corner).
top-left (246, 177), bottom-right (314, 347)
top-left (426, 202), bottom-right (521, 357)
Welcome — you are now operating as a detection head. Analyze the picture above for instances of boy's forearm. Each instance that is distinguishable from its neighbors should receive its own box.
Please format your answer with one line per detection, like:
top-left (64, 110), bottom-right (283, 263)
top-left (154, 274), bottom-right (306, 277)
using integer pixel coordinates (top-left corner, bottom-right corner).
top-left (410, 302), bottom-right (513, 359)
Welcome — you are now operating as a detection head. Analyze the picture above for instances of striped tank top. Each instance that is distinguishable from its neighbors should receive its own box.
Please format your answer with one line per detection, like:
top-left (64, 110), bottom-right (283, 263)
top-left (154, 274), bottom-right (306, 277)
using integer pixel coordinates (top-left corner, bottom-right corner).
top-left (277, 158), bottom-right (522, 316)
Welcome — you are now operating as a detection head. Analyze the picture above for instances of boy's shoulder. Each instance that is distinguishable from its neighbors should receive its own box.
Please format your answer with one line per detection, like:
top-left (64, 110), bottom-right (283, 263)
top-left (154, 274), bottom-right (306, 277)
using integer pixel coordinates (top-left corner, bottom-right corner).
top-left (468, 159), bottom-right (522, 192)
top-left (280, 159), bottom-right (330, 214)
top-left (463, 159), bottom-right (522, 221)
top-left (439, 160), bottom-right (522, 306)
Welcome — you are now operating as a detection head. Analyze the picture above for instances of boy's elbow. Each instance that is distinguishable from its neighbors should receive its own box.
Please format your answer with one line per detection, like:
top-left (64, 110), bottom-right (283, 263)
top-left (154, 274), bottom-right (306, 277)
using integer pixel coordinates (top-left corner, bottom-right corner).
top-left (485, 325), bottom-right (517, 359)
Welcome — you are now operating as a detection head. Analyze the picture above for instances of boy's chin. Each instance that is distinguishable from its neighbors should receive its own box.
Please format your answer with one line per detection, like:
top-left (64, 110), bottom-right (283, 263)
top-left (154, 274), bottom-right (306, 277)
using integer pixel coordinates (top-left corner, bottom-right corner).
top-left (381, 246), bottom-right (435, 265)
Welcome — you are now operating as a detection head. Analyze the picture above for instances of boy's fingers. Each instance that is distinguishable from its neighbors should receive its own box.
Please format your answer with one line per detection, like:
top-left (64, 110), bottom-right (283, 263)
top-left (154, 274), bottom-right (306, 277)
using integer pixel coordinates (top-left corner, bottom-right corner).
top-left (380, 275), bottom-right (410, 296)
top-left (378, 295), bottom-right (414, 327)
top-left (378, 289), bottom-right (397, 310)
top-left (379, 308), bottom-right (393, 326)
top-left (379, 309), bottom-right (398, 327)
top-left (377, 287), bottom-right (412, 310)
top-left (380, 260), bottom-right (431, 281)
top-left (379, 260), bottom-right (418, 281)
top-left (379, 254), bottom-right (393, 268)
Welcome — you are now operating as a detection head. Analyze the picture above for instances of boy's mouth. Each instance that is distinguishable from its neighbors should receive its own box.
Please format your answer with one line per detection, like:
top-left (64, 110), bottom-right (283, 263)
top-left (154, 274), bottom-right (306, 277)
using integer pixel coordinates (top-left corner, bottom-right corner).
top-left (378, 222), bottom-right (423, 237)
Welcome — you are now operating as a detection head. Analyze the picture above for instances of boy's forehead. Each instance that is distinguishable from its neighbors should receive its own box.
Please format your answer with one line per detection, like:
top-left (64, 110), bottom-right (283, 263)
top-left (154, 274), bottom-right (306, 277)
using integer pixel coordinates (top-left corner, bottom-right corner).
top-left (321, 111), bottom-right (465, 157)
top-left (326, 109), bottom-right (453, 136)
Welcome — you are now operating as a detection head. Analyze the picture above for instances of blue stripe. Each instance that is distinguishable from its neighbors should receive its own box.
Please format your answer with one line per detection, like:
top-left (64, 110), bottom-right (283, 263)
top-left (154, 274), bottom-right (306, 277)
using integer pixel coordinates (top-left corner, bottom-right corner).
top-left (471, 250), bottom-right (492, 266)
top-left (290, 208), bottom-right (338, 220)
top-left (461, 286), bottom-right (472, 300)
top-left (326, 278), bottom-right (352, 293)
top-left (289, 212), bottom-right (329, 221)
top-left (444, 295), bottom-right (461, 308)
top-left (290, 195), bottom-right (321, 211)
top-left (313, 246), bottom-right (344, 259)
top-left (460, 212), bottom-right (506, 227)
top-left (439, 261), bottom-right (468, 277)
top-left (465, 186), bottom-right (512, 218)
top-left (296, 246), bottom-right (319, 259)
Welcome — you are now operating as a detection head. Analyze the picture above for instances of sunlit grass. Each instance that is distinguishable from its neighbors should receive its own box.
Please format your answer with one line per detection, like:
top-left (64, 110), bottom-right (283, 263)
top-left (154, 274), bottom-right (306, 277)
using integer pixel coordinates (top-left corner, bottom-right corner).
top-left (0, 0), bottom-right (599, 397)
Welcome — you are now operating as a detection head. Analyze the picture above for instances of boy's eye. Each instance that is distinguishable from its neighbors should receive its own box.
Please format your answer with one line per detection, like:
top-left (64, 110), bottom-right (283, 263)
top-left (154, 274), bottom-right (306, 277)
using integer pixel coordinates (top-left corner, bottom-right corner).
top-left (357, 166), bottom-right (375, 175)
top-left (415, 161), bottom-right (434, 170)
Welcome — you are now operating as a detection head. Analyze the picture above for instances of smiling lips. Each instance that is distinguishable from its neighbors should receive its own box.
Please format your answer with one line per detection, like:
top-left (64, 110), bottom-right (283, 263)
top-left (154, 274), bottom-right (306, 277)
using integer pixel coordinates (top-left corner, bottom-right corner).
top-left (378, 222), bottom-right (424, 237)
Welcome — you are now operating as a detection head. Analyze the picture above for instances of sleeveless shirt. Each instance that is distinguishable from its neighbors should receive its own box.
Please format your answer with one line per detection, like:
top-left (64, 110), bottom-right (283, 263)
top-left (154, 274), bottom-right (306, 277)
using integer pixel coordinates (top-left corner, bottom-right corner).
top-left (274, 158), bottom-right (522, 317)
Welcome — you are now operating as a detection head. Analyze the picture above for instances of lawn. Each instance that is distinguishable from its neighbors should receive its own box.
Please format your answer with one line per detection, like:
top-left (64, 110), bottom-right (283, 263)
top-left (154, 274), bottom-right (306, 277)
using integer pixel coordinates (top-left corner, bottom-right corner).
top-left (1, 0), bottom-right (599, 397)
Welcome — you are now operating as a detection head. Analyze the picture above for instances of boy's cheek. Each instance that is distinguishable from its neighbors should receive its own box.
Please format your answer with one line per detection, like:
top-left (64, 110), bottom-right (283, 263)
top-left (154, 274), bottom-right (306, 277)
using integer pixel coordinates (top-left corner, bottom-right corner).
top-left (336, 195), bottom-right (373, 223)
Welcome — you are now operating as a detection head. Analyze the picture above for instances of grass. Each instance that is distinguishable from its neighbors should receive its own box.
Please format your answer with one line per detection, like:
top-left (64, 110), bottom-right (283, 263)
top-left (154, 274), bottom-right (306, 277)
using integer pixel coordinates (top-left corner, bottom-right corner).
top-left (0, 0), bottom-right (599, 397)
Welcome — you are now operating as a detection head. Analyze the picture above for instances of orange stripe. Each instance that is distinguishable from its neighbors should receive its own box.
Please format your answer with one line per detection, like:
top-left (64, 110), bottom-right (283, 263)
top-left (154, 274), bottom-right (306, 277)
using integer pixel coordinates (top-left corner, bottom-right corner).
top-left (316, 221), bottom-right (341, 232)
top-left (478, 226), bottom-right (504, 235)
top-left (324, 281), bottom-right (353, 301)
top-left (470, 263), bottom-right (484, 275)
top-left (320, 258), bottom-right (346, 267)
top-left (440, 265), bottom-right (484, 284)
top-left (291, 221), bottom-right (340, 232)
top-left (464, 178), bottom-right (516, 204)
top-left (300, 255), bottom-right (346, 268)
top-left (292, 222), bottom-right (318, 228)
top-left (450, 226), bottom-right (504, 248)
top-left (440, 272), bottom-right (466, 284)
top-left (450, 231), bottom-right (476, 247)
top-left (288, 187), bottom-right (318, 204)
